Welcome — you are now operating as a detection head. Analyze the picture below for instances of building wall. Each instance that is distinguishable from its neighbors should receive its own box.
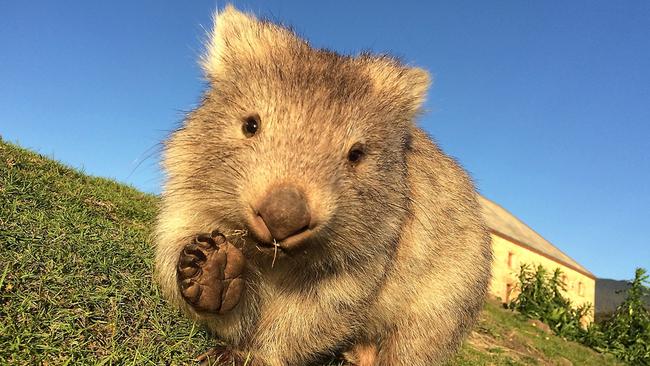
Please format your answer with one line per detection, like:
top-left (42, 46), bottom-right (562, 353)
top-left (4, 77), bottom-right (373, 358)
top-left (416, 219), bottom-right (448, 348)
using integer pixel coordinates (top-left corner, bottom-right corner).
top-left (488, 232), bottom-right (596, 323)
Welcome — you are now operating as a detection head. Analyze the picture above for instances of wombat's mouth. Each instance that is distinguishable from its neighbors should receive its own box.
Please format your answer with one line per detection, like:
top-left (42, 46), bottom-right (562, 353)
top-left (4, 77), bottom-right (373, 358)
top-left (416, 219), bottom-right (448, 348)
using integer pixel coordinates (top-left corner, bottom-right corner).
top-left (248, 214), bottom-right (315, 254)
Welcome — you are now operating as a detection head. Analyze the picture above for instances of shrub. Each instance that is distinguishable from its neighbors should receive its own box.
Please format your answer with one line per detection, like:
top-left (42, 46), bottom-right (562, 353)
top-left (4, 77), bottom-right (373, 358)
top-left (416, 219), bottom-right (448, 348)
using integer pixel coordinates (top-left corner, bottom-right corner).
top-left (509, 265), bottom-right (650, 365)
top-left (507, 264), bottom-right (590, 339)
top-left (600, 268), bottom-right (650, 364)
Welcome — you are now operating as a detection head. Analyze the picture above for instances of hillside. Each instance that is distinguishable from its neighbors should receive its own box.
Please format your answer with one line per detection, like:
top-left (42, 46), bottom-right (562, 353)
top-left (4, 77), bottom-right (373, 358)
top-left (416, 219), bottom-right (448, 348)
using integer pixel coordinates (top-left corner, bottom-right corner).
top-left (0, 139), bottom-right (620, 365)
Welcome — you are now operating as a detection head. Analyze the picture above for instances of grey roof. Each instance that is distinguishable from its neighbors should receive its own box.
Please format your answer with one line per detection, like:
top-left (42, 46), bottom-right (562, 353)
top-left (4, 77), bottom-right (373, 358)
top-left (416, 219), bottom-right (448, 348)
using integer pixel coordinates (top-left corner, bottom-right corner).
top-left (478, 195), bottom-right (594, 278)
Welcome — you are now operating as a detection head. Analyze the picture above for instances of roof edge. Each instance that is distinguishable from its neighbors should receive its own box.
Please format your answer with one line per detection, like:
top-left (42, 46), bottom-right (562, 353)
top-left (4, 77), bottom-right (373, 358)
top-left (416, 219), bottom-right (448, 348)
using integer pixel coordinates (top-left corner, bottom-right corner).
top-left (480, 195), bottom-right (595, 278)
top-left (489, 228), bottom-right (596, 280)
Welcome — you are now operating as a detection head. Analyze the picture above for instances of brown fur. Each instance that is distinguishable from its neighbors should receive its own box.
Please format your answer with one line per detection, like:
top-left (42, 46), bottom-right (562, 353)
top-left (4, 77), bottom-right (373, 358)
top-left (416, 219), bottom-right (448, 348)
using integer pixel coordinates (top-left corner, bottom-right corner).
top-left (155, 5), bottom-right (492, 365)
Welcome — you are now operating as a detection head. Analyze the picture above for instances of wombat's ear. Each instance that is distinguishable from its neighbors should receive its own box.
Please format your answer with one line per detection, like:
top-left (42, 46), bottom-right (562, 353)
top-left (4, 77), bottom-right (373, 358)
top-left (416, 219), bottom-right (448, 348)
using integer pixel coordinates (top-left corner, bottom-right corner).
top-left (201, 5), bottom-right (295, 78)
top-left (360, 56), bottom-right (431, 114)
top-left (201, 5), bottom-right (257, 77)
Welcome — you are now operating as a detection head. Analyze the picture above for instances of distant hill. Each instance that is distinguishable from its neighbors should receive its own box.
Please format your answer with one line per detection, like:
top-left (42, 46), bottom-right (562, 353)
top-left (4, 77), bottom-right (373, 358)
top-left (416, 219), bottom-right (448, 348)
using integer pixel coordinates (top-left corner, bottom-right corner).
top-left (595, 278), bottom-right (650, 322)
top-left (0, 138), bottom-right (620, 365)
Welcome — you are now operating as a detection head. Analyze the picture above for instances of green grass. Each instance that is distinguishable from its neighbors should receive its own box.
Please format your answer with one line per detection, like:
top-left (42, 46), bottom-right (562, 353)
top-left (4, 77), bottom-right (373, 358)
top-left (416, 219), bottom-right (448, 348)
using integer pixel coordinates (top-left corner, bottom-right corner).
top-left (0, 140), bottom-right (213, 364)
top-left (449, 300), bottom-right (621, 366)
top-left (0, 139), bottom-right (622, 365)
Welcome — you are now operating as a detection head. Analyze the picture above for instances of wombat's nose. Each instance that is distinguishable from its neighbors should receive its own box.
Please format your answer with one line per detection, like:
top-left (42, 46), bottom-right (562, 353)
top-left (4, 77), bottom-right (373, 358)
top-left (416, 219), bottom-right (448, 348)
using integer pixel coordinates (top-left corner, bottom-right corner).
top-left (257, 185), bottom-right (311, 242)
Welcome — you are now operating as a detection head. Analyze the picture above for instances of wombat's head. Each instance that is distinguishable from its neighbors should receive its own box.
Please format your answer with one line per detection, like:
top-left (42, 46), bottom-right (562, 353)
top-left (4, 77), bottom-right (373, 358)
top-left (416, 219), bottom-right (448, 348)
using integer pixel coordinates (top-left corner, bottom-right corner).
top-left (162, 6), bottom-right (430, 270)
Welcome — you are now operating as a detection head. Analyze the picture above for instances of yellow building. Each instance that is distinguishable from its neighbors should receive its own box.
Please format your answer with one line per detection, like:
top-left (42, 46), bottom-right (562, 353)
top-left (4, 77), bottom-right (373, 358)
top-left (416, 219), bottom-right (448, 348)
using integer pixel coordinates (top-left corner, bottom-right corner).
top-left (479, 196), bottom-right (596, 322)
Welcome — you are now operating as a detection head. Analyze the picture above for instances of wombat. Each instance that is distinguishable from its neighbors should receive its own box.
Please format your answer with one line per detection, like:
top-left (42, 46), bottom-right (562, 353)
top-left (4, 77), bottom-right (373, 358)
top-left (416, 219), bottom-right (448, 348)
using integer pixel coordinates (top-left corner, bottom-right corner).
top-left (155, 5), bottom-right (492, 366)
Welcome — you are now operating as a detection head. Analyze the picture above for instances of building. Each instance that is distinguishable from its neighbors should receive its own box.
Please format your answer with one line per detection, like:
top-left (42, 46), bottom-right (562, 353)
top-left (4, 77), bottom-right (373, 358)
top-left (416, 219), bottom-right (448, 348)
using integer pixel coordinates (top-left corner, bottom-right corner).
top-left (479, 196), bottom-right (596, 322)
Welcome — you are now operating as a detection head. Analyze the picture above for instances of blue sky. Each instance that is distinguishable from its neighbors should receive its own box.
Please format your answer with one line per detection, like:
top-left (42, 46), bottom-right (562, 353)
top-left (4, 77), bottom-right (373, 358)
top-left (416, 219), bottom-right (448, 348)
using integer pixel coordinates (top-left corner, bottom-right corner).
top-left (1, 1), bottom-right (648, 280)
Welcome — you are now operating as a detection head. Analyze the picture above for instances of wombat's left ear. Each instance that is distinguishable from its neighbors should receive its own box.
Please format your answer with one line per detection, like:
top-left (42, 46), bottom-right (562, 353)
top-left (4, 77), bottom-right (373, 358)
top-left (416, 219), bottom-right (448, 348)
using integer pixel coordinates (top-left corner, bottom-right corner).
top-left (201, 5), bottom-right (296, 79)
top-left (360, 56), bottom-right (431, 114)
top-left (201, 5), bottom-right (257, 77)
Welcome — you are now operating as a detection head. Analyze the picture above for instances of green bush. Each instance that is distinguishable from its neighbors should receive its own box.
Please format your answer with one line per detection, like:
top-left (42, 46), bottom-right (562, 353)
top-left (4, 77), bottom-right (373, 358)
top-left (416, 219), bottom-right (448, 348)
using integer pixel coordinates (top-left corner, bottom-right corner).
top-left (509, 265), bottom-right (650, 365)
top-left (600, 268), bottom-right (650, 364)
top-left (507, 264), bottom-right (590, 339)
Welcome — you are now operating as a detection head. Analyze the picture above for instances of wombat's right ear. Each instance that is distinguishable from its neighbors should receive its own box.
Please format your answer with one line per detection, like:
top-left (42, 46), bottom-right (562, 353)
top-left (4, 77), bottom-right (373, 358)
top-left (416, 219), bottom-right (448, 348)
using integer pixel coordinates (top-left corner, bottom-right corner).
top-left (359, 56), bottom-right (431, 116)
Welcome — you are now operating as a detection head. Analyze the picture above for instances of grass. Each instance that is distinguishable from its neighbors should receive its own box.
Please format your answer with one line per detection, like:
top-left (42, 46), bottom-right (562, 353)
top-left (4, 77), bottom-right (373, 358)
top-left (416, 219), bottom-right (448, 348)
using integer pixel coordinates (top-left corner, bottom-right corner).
top-left (0, 139), bottom-right (621, 365)
top-left (0, 140), bottom-right (213, 364)
top-left (449, 300), bottom-right (621, 366)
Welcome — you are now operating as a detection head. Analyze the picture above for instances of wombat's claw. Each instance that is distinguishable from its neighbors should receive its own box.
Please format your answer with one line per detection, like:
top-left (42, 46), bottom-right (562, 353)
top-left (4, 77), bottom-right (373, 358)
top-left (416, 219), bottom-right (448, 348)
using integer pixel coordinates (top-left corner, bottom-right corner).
top-left (177, 230), bottom-right (246, 314)
top-left (341, 344), bottom-right (378, 366)
top-left (197, 345), bottom-right (253, 366)
top-left (196, 345), bottom-right (244, 365)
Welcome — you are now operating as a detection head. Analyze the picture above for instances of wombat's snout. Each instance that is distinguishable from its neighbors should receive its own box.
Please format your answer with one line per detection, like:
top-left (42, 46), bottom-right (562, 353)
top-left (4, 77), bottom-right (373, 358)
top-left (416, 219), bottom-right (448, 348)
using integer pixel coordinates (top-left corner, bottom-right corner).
top-left (249, 184), bottom-right (315, 250)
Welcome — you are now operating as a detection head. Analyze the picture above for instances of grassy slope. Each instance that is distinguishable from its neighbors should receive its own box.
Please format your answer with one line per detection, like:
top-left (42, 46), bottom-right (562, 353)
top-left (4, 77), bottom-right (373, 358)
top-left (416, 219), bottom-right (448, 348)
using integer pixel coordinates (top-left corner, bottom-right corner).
top-left (449, 300), bottom-right (620, 366)
top-left (0, 140), bottom-right (213, 365)
top-left (0, 140), bottom-right (620, 365)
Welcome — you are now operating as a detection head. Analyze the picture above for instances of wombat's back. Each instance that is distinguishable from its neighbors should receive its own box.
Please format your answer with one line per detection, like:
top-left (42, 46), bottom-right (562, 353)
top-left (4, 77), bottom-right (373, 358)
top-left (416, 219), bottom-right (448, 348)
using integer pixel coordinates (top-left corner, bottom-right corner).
top-left (364, 128), bottom-right (492, 365)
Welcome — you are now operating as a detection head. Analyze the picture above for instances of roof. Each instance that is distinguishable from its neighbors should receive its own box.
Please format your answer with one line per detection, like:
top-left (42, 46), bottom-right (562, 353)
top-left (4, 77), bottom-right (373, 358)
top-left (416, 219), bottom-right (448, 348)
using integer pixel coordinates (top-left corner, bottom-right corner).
top-left (478, 195), bottom-right (595, 279)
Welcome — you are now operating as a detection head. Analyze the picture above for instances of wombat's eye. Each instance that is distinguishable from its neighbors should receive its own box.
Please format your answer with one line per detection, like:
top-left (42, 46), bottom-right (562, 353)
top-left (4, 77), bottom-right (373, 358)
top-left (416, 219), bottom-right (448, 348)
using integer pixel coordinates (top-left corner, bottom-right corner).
top-left (347, 143), bottom-right (366, 164)
top-left (242, 114), bottom-right (260, 137)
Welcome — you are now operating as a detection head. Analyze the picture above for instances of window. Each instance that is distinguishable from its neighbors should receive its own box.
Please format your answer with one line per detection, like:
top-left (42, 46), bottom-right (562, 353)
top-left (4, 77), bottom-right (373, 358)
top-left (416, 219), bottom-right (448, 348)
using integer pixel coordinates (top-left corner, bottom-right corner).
top-left (507, 252), bottom-right (514, 268)
top-left (578, 282), bottom-right (584, 297)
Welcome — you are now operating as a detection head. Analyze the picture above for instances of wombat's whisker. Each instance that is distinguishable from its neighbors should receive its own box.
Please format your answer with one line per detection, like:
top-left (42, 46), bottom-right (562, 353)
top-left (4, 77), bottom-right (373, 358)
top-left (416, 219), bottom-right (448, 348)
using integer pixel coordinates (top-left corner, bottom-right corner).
top-left (127, 142), bottom-right (164, 180)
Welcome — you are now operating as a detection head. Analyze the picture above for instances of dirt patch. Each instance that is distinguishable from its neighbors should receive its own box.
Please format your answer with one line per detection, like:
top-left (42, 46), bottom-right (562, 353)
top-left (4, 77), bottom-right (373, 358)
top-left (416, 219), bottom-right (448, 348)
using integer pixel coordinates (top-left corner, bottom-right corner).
top-left (467, 329), bottom-right (552, 365)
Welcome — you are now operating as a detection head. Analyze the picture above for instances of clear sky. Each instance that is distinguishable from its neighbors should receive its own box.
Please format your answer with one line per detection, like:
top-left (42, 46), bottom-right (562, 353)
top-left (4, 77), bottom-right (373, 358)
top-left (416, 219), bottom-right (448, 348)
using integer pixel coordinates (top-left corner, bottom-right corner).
top-left (1, 1), bottom-right (648, 280)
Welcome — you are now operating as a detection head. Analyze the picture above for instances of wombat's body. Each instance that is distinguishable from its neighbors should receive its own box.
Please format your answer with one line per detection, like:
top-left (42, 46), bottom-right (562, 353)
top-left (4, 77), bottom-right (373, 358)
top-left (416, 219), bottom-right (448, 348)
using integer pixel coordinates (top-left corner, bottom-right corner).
top-left (155, 6), bottom-right (492, 366)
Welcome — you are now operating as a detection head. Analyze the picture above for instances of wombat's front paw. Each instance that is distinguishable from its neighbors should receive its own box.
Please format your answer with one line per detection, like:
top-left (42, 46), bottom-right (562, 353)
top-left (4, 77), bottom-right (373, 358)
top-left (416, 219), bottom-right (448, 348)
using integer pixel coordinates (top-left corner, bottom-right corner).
top-left (177, 230), bottom-right (246, 314)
